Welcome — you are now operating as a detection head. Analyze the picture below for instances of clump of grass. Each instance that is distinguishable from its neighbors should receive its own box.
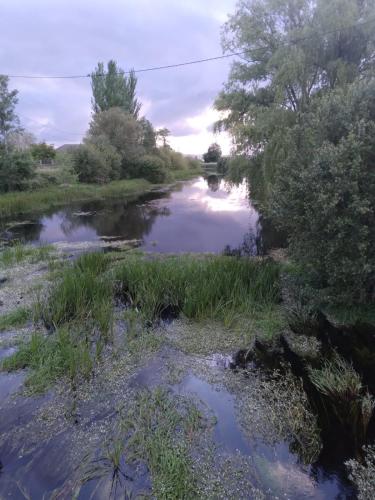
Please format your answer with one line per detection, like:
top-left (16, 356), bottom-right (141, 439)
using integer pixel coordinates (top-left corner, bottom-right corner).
top-left (0, 243), bottom-right (53, 267)
top-left (115, 255), bottom-right (280, 324)
top-left (2, 329), bottom-right (93, 392)
top-left (0, 307), bottom-right (30, 331)
top-left (39, 252), bottom-right (113, 338)
top-left (121, 388), bottom-right (199, 498)
top-left (80, 436), bottom-right (131, 499)
top-left (309, 354), bottom-right (375, 447)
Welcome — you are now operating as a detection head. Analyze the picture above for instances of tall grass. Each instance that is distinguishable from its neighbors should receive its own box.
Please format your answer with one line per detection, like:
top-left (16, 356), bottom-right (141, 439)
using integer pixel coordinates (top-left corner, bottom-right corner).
top-left (309, 354), bottom-right (375, 446)
top-left (115, 255), bottom-right (280, 323)
top-left (39, 252), bottom-right (113, 339)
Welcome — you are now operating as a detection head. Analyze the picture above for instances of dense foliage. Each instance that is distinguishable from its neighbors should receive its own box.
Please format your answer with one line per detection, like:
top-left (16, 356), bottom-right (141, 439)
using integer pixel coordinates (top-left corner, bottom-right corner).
top-left (203, 143), bottom-right (222, 163)
top-left (216, 0), bottom-right (375, 304)
top-left (0, 149), bottom-right (34, 192)
top-left (30, 142), bottom-right (56, 162)
top-left (91, 60), bottom-right (141, 118)
top-left (72, 61), bottom-right (200, 185)
top-left (0, 76), bottom-right (34, 192)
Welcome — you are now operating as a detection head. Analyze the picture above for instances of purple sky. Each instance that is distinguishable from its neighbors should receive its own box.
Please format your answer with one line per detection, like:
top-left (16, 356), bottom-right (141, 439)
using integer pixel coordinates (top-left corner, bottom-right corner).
top-left (0, 0), bottom-right (237, 154)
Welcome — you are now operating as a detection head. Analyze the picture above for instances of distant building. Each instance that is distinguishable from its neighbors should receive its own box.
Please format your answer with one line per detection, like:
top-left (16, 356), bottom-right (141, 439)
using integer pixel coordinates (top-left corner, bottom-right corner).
top-left (56, 144), bottom-right (80, 153)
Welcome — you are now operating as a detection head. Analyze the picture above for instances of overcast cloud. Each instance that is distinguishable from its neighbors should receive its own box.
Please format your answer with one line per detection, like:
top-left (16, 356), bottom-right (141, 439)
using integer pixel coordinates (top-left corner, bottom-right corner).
top-left (0, 0), bottom-right (236, 154)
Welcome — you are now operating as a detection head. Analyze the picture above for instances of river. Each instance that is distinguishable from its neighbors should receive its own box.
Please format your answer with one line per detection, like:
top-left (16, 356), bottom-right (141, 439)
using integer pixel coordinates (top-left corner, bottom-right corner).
top-left (2, 175), bottom-right (282, 255)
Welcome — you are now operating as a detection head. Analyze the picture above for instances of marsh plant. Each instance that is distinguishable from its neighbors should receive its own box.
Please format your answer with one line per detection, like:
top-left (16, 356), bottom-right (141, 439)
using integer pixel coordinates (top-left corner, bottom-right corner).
top-left (0, 242), bottom-right (53, 267)
top-left (115, 255), bottom-right (280, 324)
top-left (2, 329), bottom-right (93, 392)
top-left (120, 388), bottom-right (200, 499)
top-left (308, 354), bottom-right (375, 449)
top-left (80, 436), bottom-right (132, 500)
top-left (39, 252), bottom-right (113, 339)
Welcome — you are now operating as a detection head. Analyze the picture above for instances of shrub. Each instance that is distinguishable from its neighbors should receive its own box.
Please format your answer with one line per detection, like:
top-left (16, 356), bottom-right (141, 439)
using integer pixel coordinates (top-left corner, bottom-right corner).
top-left (272, 79), bottom-right (375, 305)
top-left (129, 155), bottom-right (169, 183)
top-left (87, 107), bottom-right (143, 177)
top-left (0, 149), bottom-right (34, 192)
top-left (73, 143), bottom-right (113, 184)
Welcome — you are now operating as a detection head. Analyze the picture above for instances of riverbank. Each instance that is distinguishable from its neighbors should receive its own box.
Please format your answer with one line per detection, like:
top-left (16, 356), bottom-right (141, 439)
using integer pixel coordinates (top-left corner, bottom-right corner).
top-left (0, 167), bottom-right (202, 218)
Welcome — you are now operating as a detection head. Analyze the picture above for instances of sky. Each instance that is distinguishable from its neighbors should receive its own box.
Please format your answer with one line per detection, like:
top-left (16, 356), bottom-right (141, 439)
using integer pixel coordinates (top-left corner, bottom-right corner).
top-left (0, 0), bottom-right (237, 155)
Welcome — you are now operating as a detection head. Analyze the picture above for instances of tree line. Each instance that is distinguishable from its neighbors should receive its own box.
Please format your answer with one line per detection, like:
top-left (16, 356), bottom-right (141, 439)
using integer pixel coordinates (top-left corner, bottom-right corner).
top-left (0, 60), bottom-right (200, 192)
top-left (216, 0), bottom-right (375, 306)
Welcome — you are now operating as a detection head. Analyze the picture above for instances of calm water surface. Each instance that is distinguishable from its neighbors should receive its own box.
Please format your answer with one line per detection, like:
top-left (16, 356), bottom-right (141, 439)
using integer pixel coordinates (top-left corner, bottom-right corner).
top-left (3, 176), bottom-right (279, 254)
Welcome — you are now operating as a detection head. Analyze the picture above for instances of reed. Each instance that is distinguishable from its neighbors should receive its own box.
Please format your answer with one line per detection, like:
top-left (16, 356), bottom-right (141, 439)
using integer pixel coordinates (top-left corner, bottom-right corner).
top-left (115, 255), bottom-right (280, 323)
top-left (39, 252), bottom-right (113, 338)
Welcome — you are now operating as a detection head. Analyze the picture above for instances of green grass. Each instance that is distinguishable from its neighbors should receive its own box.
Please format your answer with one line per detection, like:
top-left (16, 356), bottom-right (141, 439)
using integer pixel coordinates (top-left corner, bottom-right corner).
top-left (2, 329), bottom-right (93, 392)
top-left (38, 252), bottom-right (113, 339)
top-left (0, 169), bottom-right (202, 218)
top-left (115, 254), bottom-right (280, 324)
top-left (0, 307), bottom-right (31, 331)
top-left (121, 388), bottom-right (199, 498)
top-left (0, 243), bottom-right (53, 267)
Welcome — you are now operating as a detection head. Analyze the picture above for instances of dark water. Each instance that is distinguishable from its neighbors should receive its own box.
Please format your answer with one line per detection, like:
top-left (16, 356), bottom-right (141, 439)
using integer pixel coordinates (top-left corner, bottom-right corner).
top-left (2, 175), bottom-right (282, 255)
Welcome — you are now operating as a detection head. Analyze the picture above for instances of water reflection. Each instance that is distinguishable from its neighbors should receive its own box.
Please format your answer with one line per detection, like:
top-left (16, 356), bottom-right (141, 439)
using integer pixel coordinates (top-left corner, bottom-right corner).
top-left (2, 176), bottom-right (283, 255)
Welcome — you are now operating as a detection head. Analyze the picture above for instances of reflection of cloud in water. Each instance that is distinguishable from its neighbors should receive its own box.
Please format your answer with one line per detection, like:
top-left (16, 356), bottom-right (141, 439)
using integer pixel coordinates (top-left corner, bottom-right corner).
top-left (188, 178), bottom-right (252, 214)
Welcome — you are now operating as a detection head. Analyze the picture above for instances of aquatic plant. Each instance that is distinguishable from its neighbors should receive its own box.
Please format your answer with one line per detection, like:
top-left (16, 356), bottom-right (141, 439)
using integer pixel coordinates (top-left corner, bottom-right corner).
top-left (80, 437), bottom-right (132, 499)
top-left (115, 255), bottom-right (280, 324)
top-left (308, 354), bottom-right (375, 447)
top-left (121, 388), bottom-right (198, 498)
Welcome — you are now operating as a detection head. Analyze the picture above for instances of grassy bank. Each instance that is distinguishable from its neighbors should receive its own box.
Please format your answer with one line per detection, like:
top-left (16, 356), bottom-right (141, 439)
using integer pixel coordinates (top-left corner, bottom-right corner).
top-left (0, 168), bottom-right (202, 218)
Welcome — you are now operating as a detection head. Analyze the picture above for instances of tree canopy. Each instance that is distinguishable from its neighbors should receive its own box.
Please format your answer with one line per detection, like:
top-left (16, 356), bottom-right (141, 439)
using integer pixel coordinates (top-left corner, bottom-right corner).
top-left (203, 143), bottom-right (222, 163)
top-left (91, 60), bottom-right (141, 118)
top-left (0, 75), bottom-right (20, 146)
top-left (216, 0), bottom-right (375, 304)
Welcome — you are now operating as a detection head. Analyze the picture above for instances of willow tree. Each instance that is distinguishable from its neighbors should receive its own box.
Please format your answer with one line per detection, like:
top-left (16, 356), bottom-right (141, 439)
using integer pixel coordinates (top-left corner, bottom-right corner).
top-left (215, 0), bottom-right (375, 168)
top-left (91, 60), bottom-right (141, 118)
top-left (216, 0), bottom-right (375, 304)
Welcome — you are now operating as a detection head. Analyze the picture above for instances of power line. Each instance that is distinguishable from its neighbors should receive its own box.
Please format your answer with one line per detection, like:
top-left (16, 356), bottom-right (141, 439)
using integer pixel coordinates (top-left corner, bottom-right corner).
top-left (4, 16), bottom-right (375, 80)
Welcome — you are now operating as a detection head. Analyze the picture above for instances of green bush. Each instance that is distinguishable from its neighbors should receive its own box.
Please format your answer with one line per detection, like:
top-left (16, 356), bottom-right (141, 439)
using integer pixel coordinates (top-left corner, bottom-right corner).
top-left (272, 79), bottom-right (375, 304)
top-left (0, 149), bottom-right (35, 192)
top-left (129, 154), bottom-right (169, 183)
top-left (73, 142), bottom-right (120, 184)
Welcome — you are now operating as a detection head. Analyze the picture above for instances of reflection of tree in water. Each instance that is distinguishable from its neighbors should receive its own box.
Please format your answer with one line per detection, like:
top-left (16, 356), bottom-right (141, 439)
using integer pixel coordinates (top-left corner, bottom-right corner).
top-left (222, 215), bottom-right (285, 257)
top-left (1, 221), bottom-right (44, 243)
top-left (57, 193), bottom-right (172, 241)
top-left (205, 174), bottom-right (221, 192)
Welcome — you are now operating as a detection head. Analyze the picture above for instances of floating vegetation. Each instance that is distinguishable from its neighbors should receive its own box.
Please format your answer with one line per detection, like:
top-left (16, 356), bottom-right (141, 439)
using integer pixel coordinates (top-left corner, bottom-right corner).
top-left (346, 445), bottom-right (375, 500)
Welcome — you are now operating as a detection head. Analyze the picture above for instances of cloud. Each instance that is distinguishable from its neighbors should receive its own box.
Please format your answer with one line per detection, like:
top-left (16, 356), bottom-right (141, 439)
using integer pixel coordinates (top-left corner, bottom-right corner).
top-left (0, 0), bottom-right (236, 151)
